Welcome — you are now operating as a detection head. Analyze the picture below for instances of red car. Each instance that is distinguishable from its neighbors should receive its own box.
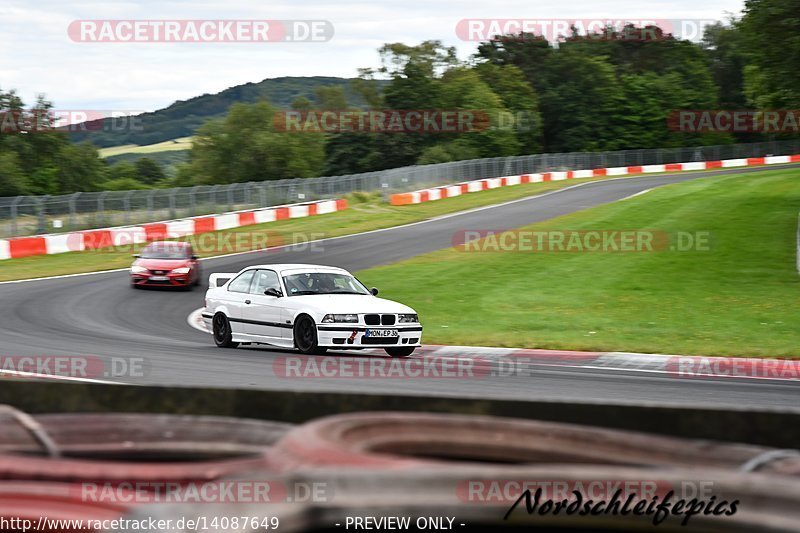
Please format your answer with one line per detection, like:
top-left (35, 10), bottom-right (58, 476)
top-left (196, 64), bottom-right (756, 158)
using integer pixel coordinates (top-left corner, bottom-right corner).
top-left (130, 241), bottom-right (201, 289)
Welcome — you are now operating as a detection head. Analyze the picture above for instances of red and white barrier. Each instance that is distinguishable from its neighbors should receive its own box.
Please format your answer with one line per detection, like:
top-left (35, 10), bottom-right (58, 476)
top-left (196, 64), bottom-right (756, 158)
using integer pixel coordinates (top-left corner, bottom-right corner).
top-left (390, 154), bottom-right (800, 205)
top-left (0, 198), bottom-right (348, 260)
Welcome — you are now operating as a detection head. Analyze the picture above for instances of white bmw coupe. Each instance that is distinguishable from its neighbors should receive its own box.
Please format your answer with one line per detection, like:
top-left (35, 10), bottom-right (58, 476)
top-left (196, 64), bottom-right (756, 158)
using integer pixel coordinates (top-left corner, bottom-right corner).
top-left (202, 264), bottom-right (422, 357)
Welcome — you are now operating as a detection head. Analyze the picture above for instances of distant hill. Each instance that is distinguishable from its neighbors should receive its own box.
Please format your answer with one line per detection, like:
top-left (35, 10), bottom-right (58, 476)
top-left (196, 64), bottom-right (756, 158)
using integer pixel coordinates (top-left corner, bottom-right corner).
top-left (70, 76), bottom-right (381, 148)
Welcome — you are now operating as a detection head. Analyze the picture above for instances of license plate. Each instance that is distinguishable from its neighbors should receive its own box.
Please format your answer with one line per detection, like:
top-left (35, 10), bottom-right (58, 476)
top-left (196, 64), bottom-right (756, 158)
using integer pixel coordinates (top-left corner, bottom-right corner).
top-left (364, 329), bottom-right (399, 338)
top-left (149, 276), bottom-right (169, 281)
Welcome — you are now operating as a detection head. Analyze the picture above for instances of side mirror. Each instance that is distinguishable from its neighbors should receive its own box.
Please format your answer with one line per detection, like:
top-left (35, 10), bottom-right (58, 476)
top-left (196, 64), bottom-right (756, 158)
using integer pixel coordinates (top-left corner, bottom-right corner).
top-left (132, 254), bottom-right (140, 258)
top-left (264, 287), bottom-right (283, 298)
top-left (370, 287), bottom-right (379, 296)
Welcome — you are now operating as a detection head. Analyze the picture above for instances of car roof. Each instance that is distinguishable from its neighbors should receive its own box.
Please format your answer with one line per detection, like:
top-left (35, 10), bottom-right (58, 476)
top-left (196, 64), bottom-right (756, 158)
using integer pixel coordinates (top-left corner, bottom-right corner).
top-left (143, 241), bottom-right (191, 248)
top-left (242, 264), bottom-right (349, 274)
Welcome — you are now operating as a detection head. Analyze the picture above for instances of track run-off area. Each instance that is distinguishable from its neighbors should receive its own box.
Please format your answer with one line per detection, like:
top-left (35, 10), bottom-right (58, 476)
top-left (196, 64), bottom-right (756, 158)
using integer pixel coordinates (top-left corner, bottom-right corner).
top-left (1, 165), bottom-right (798, 409)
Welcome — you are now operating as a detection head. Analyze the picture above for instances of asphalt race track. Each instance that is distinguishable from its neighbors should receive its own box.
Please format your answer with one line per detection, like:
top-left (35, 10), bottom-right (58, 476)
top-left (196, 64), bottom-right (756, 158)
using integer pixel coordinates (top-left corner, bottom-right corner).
top-left (2, 165), bottom-right (798, 409)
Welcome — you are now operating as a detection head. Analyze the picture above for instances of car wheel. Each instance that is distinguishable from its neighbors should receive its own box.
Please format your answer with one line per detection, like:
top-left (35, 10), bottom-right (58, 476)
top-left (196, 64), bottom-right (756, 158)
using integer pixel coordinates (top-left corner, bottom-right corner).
top-left (294, 315), bottom-right (327, 355)
top-left (385, 347), bottom-right (415, 358)
top-left (212, 313), bottom-right (239, 348)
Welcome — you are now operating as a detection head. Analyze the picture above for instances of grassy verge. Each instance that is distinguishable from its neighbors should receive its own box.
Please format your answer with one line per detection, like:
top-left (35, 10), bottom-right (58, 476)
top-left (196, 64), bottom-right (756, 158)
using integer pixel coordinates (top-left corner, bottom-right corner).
top-left (97, 137), bottom-right (194, 158)
top-left (357, 168), bottom-right (800, 358)
top-left (0, 174), bottom-right (622, 282)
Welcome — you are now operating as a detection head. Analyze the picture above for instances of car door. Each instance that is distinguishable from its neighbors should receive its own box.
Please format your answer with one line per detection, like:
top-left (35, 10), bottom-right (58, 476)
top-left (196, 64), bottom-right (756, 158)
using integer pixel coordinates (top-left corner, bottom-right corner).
top-left (221, 269), bottom-right (256, 335)
top-left (242, 269), bottom-right (284, 340)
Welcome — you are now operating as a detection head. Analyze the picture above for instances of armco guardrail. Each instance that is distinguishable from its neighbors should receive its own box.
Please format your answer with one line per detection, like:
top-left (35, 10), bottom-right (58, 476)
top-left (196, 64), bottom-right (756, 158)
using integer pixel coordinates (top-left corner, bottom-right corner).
top-left (2, 139), bottom-right (800, 238)
top-left (391, 154), bottom-right (800, 205)
top-left (0, 198), bottom-right (347, 260)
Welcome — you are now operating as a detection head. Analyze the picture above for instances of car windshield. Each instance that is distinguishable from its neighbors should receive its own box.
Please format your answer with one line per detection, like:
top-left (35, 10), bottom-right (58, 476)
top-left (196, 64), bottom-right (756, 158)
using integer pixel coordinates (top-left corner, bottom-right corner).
top-left (140, 245), bottom-right (189, 260)
top-left (282, 272), bottom-right (370, 296)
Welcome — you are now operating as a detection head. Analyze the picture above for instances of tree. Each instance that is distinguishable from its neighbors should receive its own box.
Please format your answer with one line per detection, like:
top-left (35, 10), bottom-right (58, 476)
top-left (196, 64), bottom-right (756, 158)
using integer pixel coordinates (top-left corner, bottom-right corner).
top-left (476, 35), bottom-right (553, 94)
top-left (537, 49), bottom-right (627, 152)
top-left (188, 101), bottom-right (325, 184)
top-left (101, 177), bottom-right (150, 191)
top-left (57, 142), bottom-right (107, 193)
top-left (0, 152), bottom-right (25, 196)
top-left (314, 86), bottom-right (348, 109)
top-left (0, 90), bottom-right (107, 196)
top-left (702, 21), bottom-right (747, 108)
top-left (135, 157), bottom-right (166, 184)
top-left (740, 0), bottom-right (800, 107)
top-left (474, 62), bottom-right (543, 153)
top-left (436, 67), bottom-right (520, 158)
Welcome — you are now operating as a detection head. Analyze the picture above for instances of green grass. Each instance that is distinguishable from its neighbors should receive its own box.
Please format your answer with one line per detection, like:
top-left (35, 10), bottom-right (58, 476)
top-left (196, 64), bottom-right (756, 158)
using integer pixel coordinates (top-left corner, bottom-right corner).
top-left (357, 168), bottom-right (800, 358)
top-left (97, 137), bottom-right (194, 158)
top-left (0, 174), bottom-right (620, 282)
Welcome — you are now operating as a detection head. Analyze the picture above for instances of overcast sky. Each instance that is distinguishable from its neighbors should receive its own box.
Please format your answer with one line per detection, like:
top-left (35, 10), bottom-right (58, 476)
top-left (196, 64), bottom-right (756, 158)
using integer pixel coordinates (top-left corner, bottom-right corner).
top-left (1, 0), bottom-right (745, 113)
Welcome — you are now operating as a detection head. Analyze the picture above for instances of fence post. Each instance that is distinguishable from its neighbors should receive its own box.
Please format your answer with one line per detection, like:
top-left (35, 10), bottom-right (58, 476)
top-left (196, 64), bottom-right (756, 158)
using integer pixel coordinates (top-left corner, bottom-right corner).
top-left (123, 191), bottom-right (133, 225)
top-left (35, 196), bottom-right (48, 235)
top-left (98, 192), bottom-right (109, 227)
top-left (68, 192), bottom-right (80, 231)
top-left (190, 186), bottom-right (198, 215)
top-left (10, 196), bottom-right (23, 236)
top-left (146, 190), bottom-right (155, 220)
top-left (168, 189), bottom-right (177, 219)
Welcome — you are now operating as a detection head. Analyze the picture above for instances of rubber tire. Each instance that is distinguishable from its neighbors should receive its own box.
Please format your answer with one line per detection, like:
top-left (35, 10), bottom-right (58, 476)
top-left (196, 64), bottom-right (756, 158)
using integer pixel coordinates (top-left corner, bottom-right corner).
top-left (212, 313), bottom-right (239, 348)
top-left (385, 346), bottom-right (415, 358)
top-left (294, 315), bottom-right (327, 355)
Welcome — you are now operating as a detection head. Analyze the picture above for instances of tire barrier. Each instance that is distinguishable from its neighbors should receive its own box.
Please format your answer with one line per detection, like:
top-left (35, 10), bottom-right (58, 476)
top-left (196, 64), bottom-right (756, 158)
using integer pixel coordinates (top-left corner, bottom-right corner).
top-left (0, 409), bottom-right (292, 483)
top-left (114, 466), bottom-right (800, 532)
top-left (3, 407), bottom-right (800, 531)
top-left (270, 412), bottom-right (800, 475)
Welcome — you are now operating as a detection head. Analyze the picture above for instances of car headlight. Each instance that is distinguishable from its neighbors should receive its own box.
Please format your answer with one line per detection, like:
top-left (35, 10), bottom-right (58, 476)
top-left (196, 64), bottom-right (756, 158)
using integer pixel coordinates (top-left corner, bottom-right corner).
top-left (398, 314), bottom-right (419, 323)
top-left (322, 314), bottom-right (358, 323)
top-left (172, 267), bottom-right (191, 274)
top-left (130, 265), bottom-right (148, 274)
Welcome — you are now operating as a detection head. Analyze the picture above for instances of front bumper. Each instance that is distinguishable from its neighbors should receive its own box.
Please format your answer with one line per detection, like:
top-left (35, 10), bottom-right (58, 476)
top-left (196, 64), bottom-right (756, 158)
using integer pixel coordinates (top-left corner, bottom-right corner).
top-left (131, 272), bottom-right (192, 287)
top-left (316, 325), bottom-right (423, 348)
